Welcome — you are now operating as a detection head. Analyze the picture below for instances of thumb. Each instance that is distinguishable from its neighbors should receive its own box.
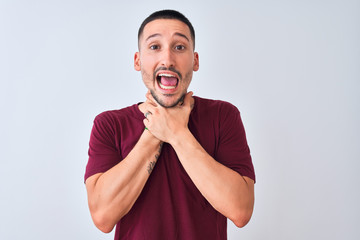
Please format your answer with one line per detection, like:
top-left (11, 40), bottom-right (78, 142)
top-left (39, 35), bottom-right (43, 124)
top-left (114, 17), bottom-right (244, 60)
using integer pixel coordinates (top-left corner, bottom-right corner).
top-left (183, 91), bottom-right (194, 107)
top-left (146, 91), bottom-right (158, 107)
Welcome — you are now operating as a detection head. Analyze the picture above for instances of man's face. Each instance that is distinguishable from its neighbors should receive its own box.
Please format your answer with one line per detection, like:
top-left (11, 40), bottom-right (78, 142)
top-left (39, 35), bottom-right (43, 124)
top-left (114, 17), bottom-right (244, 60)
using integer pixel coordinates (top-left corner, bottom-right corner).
top-left (135, 19), bottom-right (199, 108)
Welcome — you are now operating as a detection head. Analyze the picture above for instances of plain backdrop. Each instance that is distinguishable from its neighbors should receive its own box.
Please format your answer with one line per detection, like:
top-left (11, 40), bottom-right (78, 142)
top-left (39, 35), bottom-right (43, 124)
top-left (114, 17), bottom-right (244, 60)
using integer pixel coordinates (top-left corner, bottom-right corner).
top-left (1, 0), bottom-right (359, 239)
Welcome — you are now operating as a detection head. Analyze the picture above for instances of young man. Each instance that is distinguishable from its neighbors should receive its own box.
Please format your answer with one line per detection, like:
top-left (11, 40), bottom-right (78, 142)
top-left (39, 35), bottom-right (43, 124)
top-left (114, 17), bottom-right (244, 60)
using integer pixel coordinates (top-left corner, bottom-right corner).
top-left (85, 10), bottom-right (255, 240)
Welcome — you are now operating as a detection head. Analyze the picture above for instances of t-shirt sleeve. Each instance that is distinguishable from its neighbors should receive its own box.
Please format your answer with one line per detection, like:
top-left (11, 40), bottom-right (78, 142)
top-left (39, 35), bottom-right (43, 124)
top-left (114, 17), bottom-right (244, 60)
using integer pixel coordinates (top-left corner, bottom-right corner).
top-left (215, 103), bottom-right (256, 182)
top-left (84, 113), bottom-right (122, 182)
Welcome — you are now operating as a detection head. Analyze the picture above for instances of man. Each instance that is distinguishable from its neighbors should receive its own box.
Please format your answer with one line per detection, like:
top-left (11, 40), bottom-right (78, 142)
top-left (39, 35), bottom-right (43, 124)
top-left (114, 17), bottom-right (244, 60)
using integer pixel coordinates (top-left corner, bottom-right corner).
top-left (85, 9), bottom-right (255, 240)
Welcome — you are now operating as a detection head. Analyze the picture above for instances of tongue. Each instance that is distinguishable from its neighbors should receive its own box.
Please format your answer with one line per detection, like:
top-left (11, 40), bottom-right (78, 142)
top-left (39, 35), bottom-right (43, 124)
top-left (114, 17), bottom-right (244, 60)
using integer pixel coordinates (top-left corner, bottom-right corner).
top-left (160, 76), bottom-right (177, 86)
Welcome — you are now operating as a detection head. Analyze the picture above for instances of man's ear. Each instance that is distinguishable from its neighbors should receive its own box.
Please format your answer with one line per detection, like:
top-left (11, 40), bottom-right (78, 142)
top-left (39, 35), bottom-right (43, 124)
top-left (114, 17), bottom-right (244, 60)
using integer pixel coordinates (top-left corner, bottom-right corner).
top-left (193, 52), bottom-right (199, 71)
top-left (134, 52), bottom-right (141, 71)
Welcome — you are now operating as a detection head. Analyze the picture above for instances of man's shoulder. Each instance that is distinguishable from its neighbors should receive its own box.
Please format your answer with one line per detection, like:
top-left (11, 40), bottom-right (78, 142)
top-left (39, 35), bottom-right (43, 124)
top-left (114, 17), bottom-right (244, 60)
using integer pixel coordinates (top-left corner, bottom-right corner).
top-left (93, 103), bottom-right (142, 123)
top-left (194, 96), bottom-right (239, 113)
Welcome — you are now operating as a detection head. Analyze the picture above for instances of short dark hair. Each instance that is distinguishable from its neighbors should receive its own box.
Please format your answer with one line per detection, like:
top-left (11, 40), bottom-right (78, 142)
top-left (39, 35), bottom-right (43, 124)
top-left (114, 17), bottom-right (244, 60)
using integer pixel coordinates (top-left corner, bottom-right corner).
top-left (138, 9), bottom-right (195, 49)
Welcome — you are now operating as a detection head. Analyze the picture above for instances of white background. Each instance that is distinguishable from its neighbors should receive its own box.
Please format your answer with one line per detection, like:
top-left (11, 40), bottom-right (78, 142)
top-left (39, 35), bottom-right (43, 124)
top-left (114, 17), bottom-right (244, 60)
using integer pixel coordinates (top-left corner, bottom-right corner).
top-left (1, 0), bottom-right (359, 239)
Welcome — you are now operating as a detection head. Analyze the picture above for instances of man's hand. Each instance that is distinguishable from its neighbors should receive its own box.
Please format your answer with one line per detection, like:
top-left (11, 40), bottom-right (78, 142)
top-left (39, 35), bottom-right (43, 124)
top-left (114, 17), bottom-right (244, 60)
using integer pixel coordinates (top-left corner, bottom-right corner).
top-left (142, 91), bottom-right (194, 144)
top-left (141, 90), bottom-right (254, 228)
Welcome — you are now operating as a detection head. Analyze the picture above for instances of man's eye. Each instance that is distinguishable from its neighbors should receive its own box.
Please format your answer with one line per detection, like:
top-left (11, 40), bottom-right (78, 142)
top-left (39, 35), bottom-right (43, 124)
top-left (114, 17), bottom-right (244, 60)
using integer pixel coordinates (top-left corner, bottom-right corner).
top-left (150, 45), bottom-right (159, 50)
top-left (175, 45), bottom-right (185, 50)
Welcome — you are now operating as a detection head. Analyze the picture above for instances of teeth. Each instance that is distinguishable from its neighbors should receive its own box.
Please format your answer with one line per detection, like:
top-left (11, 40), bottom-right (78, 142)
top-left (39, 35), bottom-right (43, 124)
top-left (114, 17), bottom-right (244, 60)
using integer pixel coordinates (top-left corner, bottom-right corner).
top-left (157, 73), bottom-right (178, 90)
top-left (159, 82), bottom-right (176, 89)
top-left (158, 73), bottom-right (176, 77)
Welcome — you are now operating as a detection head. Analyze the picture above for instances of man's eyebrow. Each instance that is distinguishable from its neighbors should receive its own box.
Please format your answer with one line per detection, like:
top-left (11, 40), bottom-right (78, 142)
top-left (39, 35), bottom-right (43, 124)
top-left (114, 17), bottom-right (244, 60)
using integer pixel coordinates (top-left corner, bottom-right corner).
top-left (174, 32), bottom-right (190, 42)
top-left (145, 33), bottom-right (161, 42)
top-left (145, 32), bottom-right (190, 42)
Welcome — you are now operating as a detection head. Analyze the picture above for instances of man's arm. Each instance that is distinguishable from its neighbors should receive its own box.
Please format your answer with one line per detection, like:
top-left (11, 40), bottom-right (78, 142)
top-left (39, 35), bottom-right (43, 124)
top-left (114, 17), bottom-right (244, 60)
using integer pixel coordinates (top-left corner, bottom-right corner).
top-left (85, 130), bottom-right (162, 233)
top-left (170, 131), bottom-right (254, 227)
top-left (143, 92), bottom-right (254, 227)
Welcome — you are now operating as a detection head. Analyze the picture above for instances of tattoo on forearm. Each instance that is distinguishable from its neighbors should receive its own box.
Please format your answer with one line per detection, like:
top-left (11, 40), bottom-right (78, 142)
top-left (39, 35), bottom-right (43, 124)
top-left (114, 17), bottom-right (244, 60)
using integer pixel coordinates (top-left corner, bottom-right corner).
top-left (147, 143), bottom-right (163, 175)
top-left (147, 161), bottom-right (156, 174)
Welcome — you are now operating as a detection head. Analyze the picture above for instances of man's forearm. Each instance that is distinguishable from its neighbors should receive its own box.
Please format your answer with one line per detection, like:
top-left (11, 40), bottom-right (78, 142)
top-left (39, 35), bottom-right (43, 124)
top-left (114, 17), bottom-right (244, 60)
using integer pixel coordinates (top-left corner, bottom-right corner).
top-left (170, 129), bottom-right (254, 228)
top-left (86, 130), bottom-right (162, 233)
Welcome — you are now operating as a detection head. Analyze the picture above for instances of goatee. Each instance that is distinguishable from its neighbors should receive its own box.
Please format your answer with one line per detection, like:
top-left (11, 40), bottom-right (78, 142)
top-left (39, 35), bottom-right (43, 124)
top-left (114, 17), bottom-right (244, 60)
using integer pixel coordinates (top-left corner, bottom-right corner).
top-left (150, 90), bottom-right (185, 108)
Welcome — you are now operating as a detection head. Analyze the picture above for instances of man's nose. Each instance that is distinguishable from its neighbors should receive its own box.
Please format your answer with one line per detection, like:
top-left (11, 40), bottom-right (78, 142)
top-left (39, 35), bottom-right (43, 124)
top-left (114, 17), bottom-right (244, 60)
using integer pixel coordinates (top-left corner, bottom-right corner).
top-left (160, 48), bottom-right (175, 68)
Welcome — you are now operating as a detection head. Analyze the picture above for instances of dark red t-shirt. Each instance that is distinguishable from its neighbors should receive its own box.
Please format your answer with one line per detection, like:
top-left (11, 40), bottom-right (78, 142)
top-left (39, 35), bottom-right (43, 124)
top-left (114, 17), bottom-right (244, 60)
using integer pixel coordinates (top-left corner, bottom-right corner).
top-left (85, 96), bottom-right (255, 240)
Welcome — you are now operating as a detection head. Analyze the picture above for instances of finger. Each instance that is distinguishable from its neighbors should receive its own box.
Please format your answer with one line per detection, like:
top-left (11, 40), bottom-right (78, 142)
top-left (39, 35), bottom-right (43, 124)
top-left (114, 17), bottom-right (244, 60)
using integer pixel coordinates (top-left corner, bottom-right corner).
top-left (141, 101), bottom-right (153, 115)
top-left (143, 118), bottom-right (150, 130)
top-left (176, 94), bottom-right (185, 106)
top-left (145, 98), bottom-right (157, 108)
top-left (141, 100), bottom-right (150, 109)
top-left (143, 104), bottom-right (157, 118)
top-left (144, 111), bottom-right (152, 119)
top-left (145, 91), bottom-right (152, 101)
top-left (144, 91), bottom-right (157, 107)
top-left (142, 92), bottom-right (157, 109)
top-left (146, 92), bottom-right (159, 106)
top-left (182, 91), bottom-right (194, 107)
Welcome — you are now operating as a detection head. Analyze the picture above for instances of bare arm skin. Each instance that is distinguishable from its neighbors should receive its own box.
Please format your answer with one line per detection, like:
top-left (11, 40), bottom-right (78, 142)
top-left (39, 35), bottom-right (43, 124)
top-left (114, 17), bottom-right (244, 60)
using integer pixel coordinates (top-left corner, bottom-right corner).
top-left (143, 92), bottom-right (255, 227)
top-left (170, 131), bottom-right (254, 227)
top-left (85, 130), bottom-right (162, 233)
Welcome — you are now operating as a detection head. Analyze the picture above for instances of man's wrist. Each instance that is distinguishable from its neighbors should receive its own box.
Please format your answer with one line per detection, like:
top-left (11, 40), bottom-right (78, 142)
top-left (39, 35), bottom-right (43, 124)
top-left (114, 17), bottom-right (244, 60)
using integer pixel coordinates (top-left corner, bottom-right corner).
top-left (169, 128), bottom-right (193, 149)
top-left (141, 127), bottom-right (161, 145)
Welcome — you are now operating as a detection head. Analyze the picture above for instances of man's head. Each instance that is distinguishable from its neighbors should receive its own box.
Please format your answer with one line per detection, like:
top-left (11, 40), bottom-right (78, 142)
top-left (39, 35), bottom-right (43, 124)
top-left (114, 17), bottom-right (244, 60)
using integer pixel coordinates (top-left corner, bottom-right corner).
top-left (138, 10), bottom-right (195, 50)
top-left (135, 10), bottom-right (199, 108)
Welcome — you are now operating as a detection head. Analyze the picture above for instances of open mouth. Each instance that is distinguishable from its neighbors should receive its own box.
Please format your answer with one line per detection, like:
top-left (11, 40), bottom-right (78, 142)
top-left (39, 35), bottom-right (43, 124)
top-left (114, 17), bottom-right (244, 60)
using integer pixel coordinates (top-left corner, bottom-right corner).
top-left (156, 73), bottom-right (179, 90)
